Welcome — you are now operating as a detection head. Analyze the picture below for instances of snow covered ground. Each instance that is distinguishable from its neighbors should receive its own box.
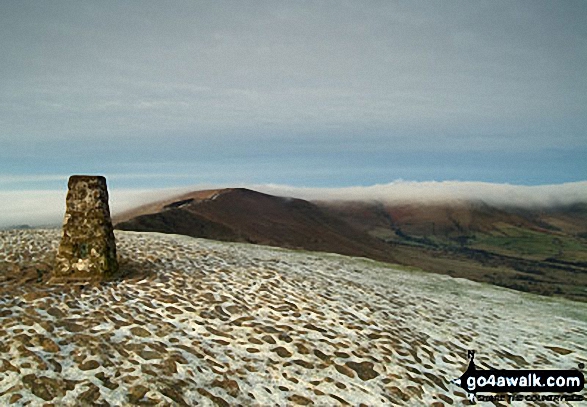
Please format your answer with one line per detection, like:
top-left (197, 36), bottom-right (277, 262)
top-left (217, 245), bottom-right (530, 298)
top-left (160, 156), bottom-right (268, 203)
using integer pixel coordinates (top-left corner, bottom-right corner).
top-left (0, 229), bottom-right (585, 406)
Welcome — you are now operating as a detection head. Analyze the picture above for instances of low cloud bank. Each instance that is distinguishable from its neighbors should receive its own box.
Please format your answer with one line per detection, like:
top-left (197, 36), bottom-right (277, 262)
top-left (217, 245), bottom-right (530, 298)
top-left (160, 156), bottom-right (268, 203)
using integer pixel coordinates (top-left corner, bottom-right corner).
top-left (0, 187), bottom-right (189, 228)
top-left (251, 181), bottom-right (587, 207)
top-left (1, 181), bottom-right (586, 228)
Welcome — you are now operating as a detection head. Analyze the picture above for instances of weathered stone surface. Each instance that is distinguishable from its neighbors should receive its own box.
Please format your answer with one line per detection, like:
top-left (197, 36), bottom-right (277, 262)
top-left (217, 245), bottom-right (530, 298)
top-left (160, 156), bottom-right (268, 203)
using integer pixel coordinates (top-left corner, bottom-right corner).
top-left (22, 374), bottom-right (66, 401)
top-left (128, 384), bottom-right (149, 403)
top-left (345, 361), bottom-right (379, 381)
top-left (78, 382), bottom-right (101, 403)
top-left (79, 360), bottom-right (100, 371)
top-left (1, 228), bottom-right (583, 406)
top-left (53, 175), bottom-right (118, 281)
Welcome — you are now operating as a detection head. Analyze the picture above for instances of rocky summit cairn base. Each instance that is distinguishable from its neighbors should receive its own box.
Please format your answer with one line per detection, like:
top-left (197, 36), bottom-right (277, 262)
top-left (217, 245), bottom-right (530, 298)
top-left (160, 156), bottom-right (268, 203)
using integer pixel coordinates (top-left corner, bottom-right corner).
top-left (52, 175), bottom-right (118, 282)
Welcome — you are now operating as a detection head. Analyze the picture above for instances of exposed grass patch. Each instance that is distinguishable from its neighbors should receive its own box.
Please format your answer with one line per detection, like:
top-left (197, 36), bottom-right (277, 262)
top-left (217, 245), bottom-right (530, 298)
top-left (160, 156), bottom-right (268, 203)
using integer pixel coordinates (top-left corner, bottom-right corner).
top-left (470, 225), bottom-right (587, 261)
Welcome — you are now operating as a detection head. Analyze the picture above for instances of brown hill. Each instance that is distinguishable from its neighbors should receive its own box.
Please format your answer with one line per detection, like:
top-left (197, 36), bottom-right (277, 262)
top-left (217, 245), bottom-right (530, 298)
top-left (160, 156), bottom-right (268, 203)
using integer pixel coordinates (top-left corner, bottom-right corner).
top-left (115, 188), bottom-right (587, 301)
top-left (115, 188), bottom-right (396, 263)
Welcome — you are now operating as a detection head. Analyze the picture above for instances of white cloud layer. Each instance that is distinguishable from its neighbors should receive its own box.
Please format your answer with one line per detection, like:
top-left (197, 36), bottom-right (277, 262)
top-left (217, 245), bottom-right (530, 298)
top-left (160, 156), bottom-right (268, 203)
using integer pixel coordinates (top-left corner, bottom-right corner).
top-left (1, 181), bottom-right (586, 228)
top-left (252, 181), bottom-right (587, 207)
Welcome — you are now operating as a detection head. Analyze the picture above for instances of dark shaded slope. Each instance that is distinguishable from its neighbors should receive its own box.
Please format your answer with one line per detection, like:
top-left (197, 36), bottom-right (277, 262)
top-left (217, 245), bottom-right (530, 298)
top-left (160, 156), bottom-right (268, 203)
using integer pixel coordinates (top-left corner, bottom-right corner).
top-left (116, 209), bottom-right (241, 242)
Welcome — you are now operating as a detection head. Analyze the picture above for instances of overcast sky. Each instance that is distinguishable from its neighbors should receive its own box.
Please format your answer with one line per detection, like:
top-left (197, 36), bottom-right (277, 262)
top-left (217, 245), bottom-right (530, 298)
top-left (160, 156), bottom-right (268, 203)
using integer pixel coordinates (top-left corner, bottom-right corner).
top-left (1, 1), bottom-right (586, 198)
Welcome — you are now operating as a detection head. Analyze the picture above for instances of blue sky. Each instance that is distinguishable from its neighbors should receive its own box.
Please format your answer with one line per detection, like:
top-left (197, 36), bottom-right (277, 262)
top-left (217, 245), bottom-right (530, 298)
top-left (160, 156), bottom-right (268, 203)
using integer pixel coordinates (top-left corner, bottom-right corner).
top-left (1, 0), bottom-right (586, 196)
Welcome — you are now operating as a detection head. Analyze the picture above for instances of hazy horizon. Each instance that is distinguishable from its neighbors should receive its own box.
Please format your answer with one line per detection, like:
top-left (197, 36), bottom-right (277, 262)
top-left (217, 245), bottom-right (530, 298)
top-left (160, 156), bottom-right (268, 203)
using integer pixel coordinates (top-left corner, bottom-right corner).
top-left (1, 179), bottom-right (586, 228)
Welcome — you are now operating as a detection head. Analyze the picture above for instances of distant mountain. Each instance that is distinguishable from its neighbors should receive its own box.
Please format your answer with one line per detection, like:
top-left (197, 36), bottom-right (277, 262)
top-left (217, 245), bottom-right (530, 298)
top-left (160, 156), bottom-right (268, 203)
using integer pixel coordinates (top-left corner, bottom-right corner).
top-left (115, 188), bottom-right (396, 264)
top-left (1, 224), bottom-right (33, 230)
top-left (114, 188), bottom-right (587, 302)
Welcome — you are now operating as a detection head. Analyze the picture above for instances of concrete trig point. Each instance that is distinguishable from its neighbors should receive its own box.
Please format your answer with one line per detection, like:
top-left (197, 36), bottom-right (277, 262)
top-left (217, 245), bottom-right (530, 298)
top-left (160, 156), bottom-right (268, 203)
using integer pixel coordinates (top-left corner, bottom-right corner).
top-left (53, 175), bottom-right (118, 282)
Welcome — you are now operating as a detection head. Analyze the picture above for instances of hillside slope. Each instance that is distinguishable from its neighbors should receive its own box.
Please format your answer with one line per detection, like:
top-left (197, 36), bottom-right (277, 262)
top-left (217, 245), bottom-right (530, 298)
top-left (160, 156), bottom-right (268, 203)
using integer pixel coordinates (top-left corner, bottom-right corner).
top-left (318, 200), bottom-right (587, 301)
top-left (114, 188), bottom-right (587, 302)
top-left (319, 200), bottom-right (587, 262)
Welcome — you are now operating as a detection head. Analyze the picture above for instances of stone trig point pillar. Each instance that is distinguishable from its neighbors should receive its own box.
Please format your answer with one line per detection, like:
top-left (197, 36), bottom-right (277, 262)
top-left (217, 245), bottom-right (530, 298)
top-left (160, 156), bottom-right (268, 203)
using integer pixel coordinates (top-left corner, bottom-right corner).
top-left (52, 175), bottom-right (118, 282)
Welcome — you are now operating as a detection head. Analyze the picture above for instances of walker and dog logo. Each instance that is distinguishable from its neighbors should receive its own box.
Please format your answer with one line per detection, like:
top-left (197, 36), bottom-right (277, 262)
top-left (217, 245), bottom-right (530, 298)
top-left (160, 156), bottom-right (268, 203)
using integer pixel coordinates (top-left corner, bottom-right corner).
top-left (451, 350), bottom-right (585, 403)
